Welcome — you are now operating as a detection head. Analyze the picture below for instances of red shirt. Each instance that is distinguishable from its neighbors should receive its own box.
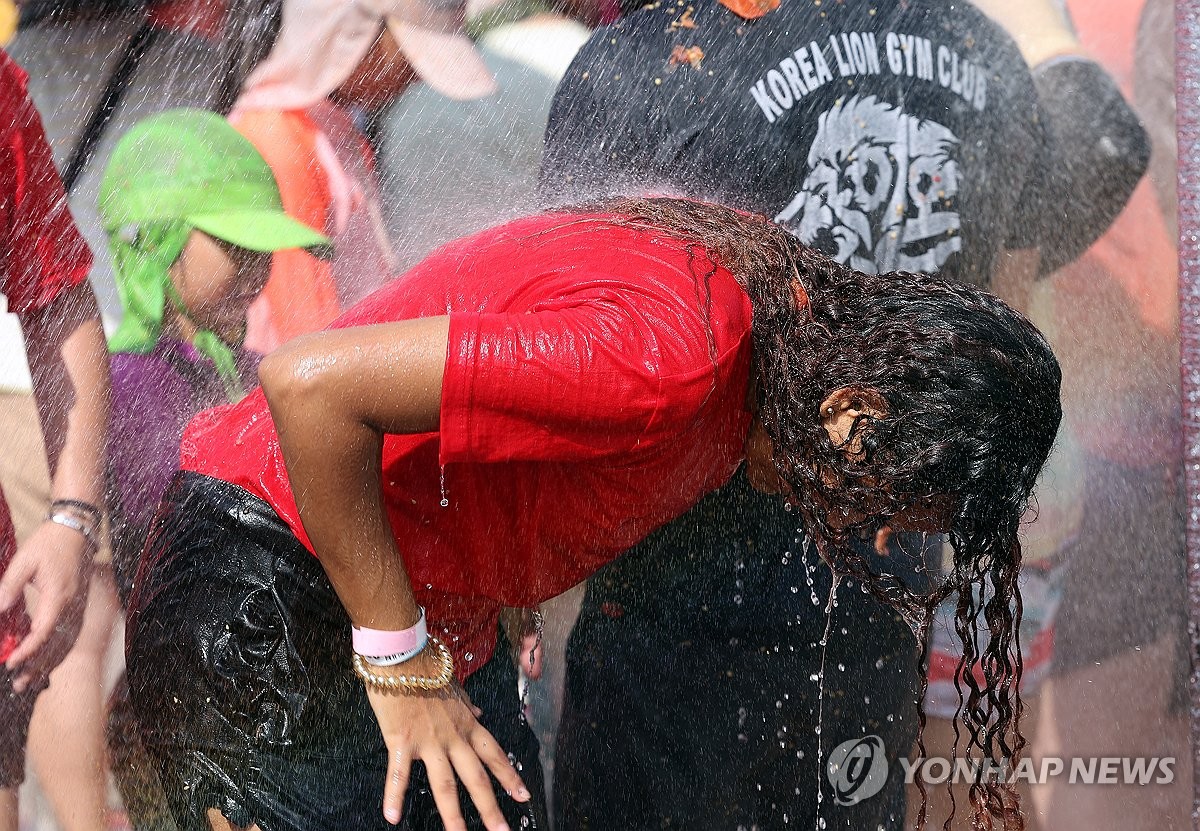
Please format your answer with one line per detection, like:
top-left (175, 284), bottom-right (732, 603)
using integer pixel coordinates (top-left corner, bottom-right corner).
top-left (0, 50), bottom-right (93, 658)
top-left (183, 212), bottom-right (754, 677)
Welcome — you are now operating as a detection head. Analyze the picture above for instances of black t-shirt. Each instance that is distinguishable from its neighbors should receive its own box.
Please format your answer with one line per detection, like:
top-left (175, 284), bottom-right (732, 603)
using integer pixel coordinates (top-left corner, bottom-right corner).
top-left (541, 0), bottom-right (1047, 285)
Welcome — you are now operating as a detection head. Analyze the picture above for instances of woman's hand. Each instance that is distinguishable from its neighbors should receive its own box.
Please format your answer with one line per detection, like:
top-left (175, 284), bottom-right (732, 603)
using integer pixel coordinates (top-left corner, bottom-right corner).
top-left (365, 653), bottom-right (531, 831)
top-left (0, 519), bottom-right (89, 691)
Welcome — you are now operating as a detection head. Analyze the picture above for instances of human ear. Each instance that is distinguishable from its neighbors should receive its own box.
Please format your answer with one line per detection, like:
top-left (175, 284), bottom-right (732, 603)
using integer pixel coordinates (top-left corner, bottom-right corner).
top-left (818, 387), bottom-right (887, 451)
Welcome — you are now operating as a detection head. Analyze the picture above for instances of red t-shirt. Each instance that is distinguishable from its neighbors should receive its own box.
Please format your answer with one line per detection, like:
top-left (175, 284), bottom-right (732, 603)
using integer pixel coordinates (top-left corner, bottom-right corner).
top-left (183, 212), bottom-right (754, 677)
top-left (0, 50), bottom-right (94, 658)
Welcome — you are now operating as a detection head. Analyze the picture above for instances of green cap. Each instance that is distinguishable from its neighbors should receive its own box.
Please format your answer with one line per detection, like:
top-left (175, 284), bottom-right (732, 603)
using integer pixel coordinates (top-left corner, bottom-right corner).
top-left (100, 109), bottom-right (330, 402)
top-left (99, 108), bottom-right (329, 251)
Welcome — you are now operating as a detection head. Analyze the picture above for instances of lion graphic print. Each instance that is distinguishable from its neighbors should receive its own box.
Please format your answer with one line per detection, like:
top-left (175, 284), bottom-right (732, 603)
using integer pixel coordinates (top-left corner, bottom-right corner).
top-left (775, 95), bottom-right (963, 275)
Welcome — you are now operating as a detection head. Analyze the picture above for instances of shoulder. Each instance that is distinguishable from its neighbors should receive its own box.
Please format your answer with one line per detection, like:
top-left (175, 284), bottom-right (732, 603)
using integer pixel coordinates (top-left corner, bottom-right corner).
top-left (229, 107), bottom-right (313, 140)
top-left (0, 51), bottom-right (32, 135)
top-left (558, 6), bottom-right (681, 92)
top-left (0, 50), bottom-right (28, 96)
top-left (228, 109), bottom-right (321, 174)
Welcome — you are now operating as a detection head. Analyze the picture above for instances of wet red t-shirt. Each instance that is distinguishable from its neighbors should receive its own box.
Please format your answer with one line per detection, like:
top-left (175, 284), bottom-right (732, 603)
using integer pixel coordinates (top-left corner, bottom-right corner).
top-left (182, 212), bottom-right (755, 677)
top-left (0, 50), bottom-right (94, 659)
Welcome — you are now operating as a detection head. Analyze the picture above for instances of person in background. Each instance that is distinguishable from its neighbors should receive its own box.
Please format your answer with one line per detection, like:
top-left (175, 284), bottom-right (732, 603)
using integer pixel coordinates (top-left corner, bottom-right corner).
top-left (915, 2), bottom-right (1162, 826)
top-left (101, 109), bottom-right (329, 602)
top-left (98, 108), bottom-right (329, 831)
top-left (3, 5), bottom-right (279, 828)
top-left (539, 0), bottom-right (1146, 827)
top-left (0, 47), bottom-right (110, 831)
top-left (229, 0), bottom-right (497, 353)
top-left (9, 0), bottom-right (239, 324)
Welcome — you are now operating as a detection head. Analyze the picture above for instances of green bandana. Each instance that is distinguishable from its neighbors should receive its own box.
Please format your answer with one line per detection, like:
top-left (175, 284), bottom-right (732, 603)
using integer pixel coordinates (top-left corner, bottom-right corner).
top-left (106, 221), bottom-right (246, 400)
top-left (99, 108), bottom-right (329, 401)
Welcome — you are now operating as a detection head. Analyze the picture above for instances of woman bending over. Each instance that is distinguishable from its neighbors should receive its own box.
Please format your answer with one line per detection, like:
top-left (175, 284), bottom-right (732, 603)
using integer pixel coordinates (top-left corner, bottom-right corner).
top-left (126, 198), bottom-right (1061, 831)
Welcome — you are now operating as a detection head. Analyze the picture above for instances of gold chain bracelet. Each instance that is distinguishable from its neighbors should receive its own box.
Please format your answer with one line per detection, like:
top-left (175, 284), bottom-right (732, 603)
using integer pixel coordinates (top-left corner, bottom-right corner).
top-left (352, 636), bottom-right (455, 692)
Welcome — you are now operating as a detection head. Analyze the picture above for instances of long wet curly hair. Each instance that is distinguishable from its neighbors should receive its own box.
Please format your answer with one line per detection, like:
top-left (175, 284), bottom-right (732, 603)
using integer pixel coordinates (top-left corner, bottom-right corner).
top-left (581, 197), bottom-right (1062, 830)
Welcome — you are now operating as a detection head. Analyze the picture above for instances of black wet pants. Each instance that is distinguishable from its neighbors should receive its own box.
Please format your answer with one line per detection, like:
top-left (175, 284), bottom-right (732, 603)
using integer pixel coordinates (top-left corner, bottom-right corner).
top-left (126, 472), bottom-right (547, 831)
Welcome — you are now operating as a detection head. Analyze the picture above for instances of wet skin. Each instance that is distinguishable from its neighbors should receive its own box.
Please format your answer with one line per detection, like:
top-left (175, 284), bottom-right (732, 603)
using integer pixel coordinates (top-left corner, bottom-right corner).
top-left (744, 387), bottom-right (954, 534)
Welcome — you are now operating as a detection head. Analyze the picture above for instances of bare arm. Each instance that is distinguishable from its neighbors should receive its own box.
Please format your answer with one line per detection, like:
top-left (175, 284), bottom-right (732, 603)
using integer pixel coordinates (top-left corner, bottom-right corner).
top-left (0, 281), bottom-right (110, 689)
top-left (23, 282), bottom-right (109, 504)
top-left (258, 316), bottom-right (448, 632)
top-left (258, 316), bottom-right (528, 831)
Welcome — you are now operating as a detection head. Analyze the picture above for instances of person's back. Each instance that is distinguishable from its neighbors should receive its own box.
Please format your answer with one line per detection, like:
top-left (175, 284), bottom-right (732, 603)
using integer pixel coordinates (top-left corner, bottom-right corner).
top-left (543, 0), bottom-right (1048, 284)
top-left (539, 1), bottom-right (1145, 828)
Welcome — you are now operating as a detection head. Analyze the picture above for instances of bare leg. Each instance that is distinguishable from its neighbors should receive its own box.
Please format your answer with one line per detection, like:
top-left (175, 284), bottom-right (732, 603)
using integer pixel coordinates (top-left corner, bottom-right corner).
top-left (26, 571), bottom-right (120, 831)
top-left (0, 788), bottom-right (16, 831)
top-left (1034, 634), bottom-right (1191, 831)
top-left (206, 808), bottom-right (261, 831)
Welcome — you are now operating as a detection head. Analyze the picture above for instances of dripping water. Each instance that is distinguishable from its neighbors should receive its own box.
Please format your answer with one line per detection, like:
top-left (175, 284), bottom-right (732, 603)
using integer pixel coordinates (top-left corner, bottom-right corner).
top-left (813, 573), bottom-right (841, 831)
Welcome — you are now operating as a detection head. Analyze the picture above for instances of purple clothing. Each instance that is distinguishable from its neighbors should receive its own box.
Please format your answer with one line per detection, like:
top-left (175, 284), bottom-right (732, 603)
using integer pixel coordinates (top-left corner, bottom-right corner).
top-left (107, 338), bottom-right (258, 602)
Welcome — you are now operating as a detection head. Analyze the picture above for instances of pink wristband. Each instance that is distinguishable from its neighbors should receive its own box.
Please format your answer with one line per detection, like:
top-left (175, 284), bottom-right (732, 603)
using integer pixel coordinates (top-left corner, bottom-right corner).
top-left (352, 607), bottom-right (428, 664)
